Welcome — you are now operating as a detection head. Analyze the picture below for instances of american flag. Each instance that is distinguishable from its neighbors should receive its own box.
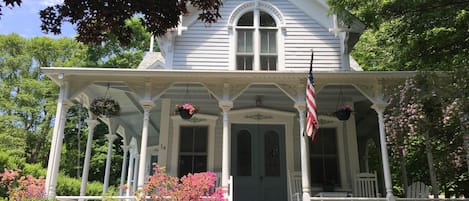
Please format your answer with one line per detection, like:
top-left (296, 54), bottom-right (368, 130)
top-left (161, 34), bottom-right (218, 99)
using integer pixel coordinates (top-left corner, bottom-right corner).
top-left (306, 51), bottom-right (319, 141)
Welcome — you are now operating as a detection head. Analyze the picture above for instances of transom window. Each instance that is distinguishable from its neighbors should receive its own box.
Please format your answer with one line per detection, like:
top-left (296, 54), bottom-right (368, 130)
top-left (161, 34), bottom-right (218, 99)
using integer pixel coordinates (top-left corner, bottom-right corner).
top-left (236, 10), bottom-right (278, 71)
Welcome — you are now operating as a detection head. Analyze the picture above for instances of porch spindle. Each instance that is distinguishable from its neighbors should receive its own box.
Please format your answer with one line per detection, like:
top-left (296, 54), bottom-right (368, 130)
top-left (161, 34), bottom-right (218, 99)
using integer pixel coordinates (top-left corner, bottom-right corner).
top-left (371, 103), bottom-right (395, 201)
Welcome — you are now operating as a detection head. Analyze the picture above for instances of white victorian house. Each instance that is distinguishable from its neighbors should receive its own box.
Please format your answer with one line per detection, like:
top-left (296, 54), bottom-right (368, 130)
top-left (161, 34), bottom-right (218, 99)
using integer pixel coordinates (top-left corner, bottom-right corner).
top-left (41, 0), bottom-right (415, 201)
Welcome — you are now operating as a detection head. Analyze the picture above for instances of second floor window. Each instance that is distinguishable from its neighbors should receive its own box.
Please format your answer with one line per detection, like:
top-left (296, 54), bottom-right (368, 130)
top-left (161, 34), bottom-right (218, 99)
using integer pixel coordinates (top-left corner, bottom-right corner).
top-left (236, 10), bottom-right (278, 71)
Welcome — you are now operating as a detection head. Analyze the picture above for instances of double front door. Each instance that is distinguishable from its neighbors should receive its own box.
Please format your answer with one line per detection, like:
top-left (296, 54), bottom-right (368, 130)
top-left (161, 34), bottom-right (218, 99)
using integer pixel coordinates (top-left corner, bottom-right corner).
top-left (231, 124), bottom-right (287, 201)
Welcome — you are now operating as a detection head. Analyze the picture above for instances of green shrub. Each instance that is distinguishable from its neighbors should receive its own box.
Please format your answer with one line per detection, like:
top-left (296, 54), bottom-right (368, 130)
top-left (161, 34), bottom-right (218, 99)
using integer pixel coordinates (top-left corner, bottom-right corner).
top-left (23, 163), bottom-right (46, 178)
top-left (56, 173), bottom-right (112, 196)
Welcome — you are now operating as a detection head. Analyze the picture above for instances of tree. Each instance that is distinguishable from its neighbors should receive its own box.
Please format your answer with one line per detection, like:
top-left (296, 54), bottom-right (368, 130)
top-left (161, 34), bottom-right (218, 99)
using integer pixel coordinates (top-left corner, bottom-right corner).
top-left (328, 0), bottom-right (469, 71)
top-left (385, 71), bottom-right (469, 197)
top-left (0, 34), bottom-right (87, 165)
top-left (0, 0), bottom-right (21, 18)
top-left (39, 0), bottom-right (222, 45)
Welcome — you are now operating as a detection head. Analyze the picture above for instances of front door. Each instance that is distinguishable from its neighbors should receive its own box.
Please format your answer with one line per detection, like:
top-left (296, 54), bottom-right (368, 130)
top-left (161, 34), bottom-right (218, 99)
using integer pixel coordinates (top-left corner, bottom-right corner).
top-left (231, 124), bottom-right (287, 201)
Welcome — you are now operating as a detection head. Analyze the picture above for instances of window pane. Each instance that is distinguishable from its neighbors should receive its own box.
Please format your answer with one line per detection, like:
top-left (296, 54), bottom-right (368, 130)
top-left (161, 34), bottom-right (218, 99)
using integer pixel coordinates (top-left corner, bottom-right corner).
top-left (237, 131), bottom-right (252, 176)
top-left (194, 156), bottom-right (208, 173)
top-left (264, 131), bottom-right (280, 177)
top-left (260, 30), bottom-right (277, 53)
top-left (180, 127), bottom-right (194, 152)
top-left (194, 127), bottom-right (208, 152)
top-left (237, 30), bottom-right (253, 53)
top-left (309, 128), bottom-right (339, 186)
top-left (260, 11), bottom-right (276, 27)
top-left (237, 12), bottom-right (254, 26)
top-left (178, 155), bottom-right (193, 177)
top-left (178, 126), bottom-right (208, 178)
top-left (260, 56), bottom-right (277, 71)
top-left (236, 56), bottom-right (253, 70)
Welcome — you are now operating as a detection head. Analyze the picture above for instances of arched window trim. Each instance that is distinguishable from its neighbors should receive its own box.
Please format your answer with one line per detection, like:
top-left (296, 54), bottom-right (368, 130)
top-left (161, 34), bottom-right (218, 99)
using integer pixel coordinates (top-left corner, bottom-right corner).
top-left (228, 1), bottom-right (286, 71)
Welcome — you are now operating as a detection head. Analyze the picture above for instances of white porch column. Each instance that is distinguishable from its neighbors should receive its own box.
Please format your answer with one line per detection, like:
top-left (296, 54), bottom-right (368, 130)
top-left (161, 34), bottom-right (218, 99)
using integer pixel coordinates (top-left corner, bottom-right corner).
top-left (103, 133), bottom-right (118, 193)
top-left (119, 145), bottom-right (129, 196)
top-left (137, 101), bottom-right (154, 190)
top-left (45, 81), bottom-right (72, 198)
top-left (294, 103), bottom-right (312, 201)
top-left (219, 101), bottom-right (233, 193)
top-left (126, 150), bottom-right (135, 196)
top-left (371, 103), bottom-right (395, 200)
top-left (79, 116), bottom-right (99, 198)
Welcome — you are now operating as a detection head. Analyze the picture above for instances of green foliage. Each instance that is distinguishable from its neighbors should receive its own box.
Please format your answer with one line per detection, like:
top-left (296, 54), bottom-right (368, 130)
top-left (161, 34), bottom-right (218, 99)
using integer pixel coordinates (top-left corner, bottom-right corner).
top-left (328, 0), bottom-right (469, 70)
top-left (38, 0), bottom-right (222, 45)
top-left (385, 70), bottom-right (469, 196)
top-left (56, 173), bottom-right (112, 196)
top-left (84, 18), bottom-right (151, 68)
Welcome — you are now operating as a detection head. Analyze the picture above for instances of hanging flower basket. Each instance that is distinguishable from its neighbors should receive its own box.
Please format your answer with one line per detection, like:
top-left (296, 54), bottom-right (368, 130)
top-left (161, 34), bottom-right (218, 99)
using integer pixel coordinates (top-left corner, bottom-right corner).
top-left (334, 105), bottom-right (352, 121)
top-left (175, 103), bottom-right (198, 119)
top-left (90, 97), bottom-right (121, 117)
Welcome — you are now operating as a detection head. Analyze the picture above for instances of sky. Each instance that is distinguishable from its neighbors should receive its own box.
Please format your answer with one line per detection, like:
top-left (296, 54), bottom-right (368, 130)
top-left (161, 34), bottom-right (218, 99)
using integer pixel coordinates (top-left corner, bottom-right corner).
top-left (0, 0), bottom-right (75, 38)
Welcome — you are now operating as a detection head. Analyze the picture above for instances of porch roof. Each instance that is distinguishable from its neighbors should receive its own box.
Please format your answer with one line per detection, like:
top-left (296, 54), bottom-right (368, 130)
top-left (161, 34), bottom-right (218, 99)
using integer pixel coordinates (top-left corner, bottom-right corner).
top-left (41, 67), bottom-right (416, 146)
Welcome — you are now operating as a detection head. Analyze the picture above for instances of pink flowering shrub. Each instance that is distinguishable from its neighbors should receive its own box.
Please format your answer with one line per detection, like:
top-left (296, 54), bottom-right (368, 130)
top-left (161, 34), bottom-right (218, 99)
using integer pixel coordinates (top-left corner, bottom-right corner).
top-left (142, 164), bottom-right (225, 201)
top-left (0, 168), bottom-right (45, 200)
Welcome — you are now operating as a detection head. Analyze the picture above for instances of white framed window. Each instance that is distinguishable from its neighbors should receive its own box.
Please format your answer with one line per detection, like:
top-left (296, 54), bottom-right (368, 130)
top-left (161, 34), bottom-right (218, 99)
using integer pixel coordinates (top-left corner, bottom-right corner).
top-left (178, 126), bottom-right (208, 177)
top-left (309, 128), bottom-right (340, 187)
top-left (236, 10), bottom-right (278, 71)
top-left (228, 1), bottom-right (285, 71)
top-left (170, 114), bottom-right (218, 177)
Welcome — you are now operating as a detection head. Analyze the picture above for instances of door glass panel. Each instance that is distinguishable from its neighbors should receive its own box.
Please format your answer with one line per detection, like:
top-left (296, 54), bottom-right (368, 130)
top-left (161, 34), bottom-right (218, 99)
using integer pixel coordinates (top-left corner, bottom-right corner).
top-left (237, 130), bottom-right (252, 176)
top-left (264, 131), bottom-right (280, 177)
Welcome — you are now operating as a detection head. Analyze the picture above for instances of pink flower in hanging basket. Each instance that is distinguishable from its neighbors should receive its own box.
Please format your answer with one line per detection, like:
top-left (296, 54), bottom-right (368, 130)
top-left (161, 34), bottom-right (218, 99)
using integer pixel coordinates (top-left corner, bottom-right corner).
top-left (176, 103), bottom-right (199, 115)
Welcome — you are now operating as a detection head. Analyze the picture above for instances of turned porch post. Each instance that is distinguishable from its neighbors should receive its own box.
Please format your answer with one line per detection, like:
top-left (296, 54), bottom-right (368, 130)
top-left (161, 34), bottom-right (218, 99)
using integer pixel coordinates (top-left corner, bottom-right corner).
top-left (119, 144), bottom-right (129, 196)
top-left (126, 149), bottom-right (135, 196)
top-left (137, 101), bottom-right (154, 190)
top-left (45, 79), bottom-right (72, 198)
top-left (219, 101), bottom-right (233, 194)
top-left (371, 103), bottom-right (395, 201)
top-left (79, 115), bottom-right (99, 199)
top-left (103, 132), bottom-right (118, 193)
top-left (295, 103), bottom-right (311, 201)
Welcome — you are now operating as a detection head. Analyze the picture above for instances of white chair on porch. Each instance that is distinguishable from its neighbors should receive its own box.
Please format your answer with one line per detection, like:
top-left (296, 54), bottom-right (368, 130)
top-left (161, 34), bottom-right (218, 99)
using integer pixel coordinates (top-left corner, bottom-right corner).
top-left (288, 170), bottom-right (302, 201)
top-left (353, 172), bottom-right (379, 197)
top-left (406, 182), bottom-right (429, 198)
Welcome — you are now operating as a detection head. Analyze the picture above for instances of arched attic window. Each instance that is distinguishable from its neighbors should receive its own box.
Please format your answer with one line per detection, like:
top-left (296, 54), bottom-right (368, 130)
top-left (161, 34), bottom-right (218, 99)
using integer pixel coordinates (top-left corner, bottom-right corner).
top-left (236, 10), bottom-right (278, 71)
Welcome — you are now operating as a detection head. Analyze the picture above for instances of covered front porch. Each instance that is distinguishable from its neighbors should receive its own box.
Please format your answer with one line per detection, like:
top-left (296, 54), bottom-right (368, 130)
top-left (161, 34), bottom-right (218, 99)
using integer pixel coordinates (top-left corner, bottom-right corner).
top-left (42, 68), bottom-right (413, 201)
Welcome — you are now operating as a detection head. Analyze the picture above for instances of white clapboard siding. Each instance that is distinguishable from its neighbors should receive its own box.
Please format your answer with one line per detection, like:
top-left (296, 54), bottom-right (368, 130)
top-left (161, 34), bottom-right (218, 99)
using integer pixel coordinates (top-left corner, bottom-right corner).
top-left (171, 0), bottom-right (343, 71)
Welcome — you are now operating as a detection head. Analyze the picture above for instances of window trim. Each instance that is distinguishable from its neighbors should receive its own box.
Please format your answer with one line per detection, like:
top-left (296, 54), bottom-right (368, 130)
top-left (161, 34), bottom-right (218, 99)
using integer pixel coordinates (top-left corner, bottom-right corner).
top-left (170, 113), bottom-right (218, 176)
top-left (228, 1), bottom-right (286, 71)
